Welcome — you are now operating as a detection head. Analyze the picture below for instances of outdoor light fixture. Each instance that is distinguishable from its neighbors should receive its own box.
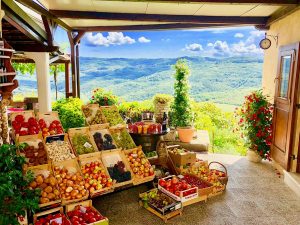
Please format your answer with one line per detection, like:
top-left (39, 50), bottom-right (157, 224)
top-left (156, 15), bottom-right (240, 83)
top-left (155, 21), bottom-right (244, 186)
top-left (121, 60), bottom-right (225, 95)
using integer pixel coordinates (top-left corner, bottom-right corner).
top-left (259, 33), bottom-right (278, 50)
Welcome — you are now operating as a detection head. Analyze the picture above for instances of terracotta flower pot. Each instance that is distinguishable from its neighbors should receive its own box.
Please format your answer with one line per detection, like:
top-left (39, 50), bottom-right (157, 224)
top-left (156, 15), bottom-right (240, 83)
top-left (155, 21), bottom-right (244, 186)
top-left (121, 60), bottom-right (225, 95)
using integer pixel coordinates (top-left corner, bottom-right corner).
top-left (177, 127), bottom-right (194, 143)
top-left (246, 149), bottom-right (262, 163)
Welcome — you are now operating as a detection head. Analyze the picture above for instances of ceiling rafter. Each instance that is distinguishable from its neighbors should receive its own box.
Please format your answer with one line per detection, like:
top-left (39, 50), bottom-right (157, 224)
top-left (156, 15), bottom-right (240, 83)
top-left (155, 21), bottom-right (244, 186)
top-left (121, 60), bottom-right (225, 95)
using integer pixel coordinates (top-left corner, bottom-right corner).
top-left (50, 10), bottom-right (268, 25)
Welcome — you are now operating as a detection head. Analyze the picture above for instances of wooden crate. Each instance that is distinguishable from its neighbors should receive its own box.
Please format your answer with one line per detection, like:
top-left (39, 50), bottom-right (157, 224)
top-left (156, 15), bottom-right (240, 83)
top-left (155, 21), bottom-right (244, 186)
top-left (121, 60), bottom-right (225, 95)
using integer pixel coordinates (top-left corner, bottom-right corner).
top-left (89, 123), bottom-right (117, 152)
top-left (9, 110), bottom-right (36, 142)
top-left (25, 163), bottom-right (61, 208)
top-left (68, 127), bottom-right (98, 156)
top-left (33, 207), bottom-right (70, 224)
top-left (101, 149), bottom-right (133, 188)
top-left (65, 200), bottom-right (109, 225)
top-left (182, 195), bottom-right (207, 207)
top-left (52, 159), bottom-right (89, 205)
top-left (109, 126), bottom-right (136, 150)
top-left (82, 104), bottom-right (107, 125)
top-left (100, 105), bottom-right (125, 127)
top-left (37, 111), bottom-right (60, 123)
top-left (44, 134), bottom-right (76, 162)
top-left (123, 147), bottom-right (155, 185)
top-left (78, 152), bottom-right (114, 197)
top-left (18, 133), bottom-right (49, 169)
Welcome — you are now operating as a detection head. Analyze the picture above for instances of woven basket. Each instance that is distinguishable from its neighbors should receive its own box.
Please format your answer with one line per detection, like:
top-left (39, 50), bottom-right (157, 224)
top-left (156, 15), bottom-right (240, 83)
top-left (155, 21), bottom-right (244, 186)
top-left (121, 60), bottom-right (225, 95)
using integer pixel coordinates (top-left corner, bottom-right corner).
top-left (209, 161), bottom-right (228, 186)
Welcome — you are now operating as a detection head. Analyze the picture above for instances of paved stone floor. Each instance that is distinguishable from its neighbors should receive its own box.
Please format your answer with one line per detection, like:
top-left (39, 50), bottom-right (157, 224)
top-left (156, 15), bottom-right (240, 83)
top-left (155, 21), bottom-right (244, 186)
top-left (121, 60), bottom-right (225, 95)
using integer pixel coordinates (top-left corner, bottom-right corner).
top-left (93, 154), bottom-right (300, 225)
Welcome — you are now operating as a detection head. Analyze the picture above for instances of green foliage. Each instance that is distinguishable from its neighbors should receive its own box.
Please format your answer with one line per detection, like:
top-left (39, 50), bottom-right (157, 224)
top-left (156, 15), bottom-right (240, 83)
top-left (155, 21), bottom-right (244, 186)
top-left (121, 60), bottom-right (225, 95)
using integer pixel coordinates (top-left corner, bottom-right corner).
top-left (12, 63), bottom-right (35, 76)
top-left (153, 94), bottom-right (173, 105)
top-left (171, 59), bottom-right (193, 127)
top-left (0, 144), bottom-right (40, 225)
top-left (118, 100), bottom-right (154, 122)
top-left (52, 97), bottom-right (85, 131)
top-left (90, 88), bottom-right (119, 106)
top-left (236, 90), bottom-right (273, 160)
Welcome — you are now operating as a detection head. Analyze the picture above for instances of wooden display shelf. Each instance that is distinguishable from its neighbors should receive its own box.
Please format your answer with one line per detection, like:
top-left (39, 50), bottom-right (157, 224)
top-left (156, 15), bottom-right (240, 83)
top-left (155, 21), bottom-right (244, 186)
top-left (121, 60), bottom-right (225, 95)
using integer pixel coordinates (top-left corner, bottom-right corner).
top-left (139, 201), bottom-right (182, 223)
top-left (0, 47), bottom-right (15, 52)
top-left (0, 82), bottom-right (14, 87)
top-left (0, 72), bottom-right (16, 76)
top-left (0, 55), bottom-right (10, 59)
top-left (182, 195), bottom-right (207, 207)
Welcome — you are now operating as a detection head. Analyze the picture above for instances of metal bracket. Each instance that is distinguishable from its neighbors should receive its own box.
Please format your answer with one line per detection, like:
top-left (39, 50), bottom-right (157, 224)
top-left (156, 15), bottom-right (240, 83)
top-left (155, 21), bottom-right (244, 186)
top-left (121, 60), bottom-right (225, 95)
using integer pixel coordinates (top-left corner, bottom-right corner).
top-left (296, 104), bottom-right (300, 109)
top-left (266, 33), bottom-right (279, 47)
top-left (290, 154), bottom-right (297, 160)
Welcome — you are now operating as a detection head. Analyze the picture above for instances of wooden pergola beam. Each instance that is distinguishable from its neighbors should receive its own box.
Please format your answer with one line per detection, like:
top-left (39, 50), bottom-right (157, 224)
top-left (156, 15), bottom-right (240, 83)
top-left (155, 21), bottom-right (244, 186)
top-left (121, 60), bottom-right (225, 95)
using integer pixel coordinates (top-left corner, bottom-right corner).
top-left (12, 44), bottom-right (59, 52)
top-left (267, 5), bottom-right (300, 25)
top-left (42, 15), bottom-right (55, 46)
top-left (73, 23), bottom-right (237, 32)
top-left (91, 0), bottom-right (299, 5)
top-left (50, 10), bottom-right (268, 25)
top-left (13, 0), bottom-right (71, 30)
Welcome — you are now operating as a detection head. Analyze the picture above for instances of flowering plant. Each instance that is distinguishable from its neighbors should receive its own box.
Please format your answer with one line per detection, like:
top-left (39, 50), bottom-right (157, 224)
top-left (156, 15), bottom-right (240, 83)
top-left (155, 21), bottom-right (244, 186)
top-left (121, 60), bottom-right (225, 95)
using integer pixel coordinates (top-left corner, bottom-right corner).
top-left (90, 88), bottom-right (119, 106)
top-left (236, 90), bottom-right (273, 160)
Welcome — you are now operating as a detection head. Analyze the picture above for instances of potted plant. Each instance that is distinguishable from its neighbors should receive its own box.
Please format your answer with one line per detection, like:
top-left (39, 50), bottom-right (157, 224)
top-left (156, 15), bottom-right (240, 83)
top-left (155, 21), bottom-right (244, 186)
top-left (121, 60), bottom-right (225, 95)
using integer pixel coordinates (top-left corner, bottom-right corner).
top-left (90, 88), bottom-right (119, 106)
top-left (0, 144), bottom-right (40, 225)
top-left (170, 59), bottom-right (194, 143)
top-left (153, 94), bottom-right (173, 123)
top-left (236, 90), bottom-right (273, 162)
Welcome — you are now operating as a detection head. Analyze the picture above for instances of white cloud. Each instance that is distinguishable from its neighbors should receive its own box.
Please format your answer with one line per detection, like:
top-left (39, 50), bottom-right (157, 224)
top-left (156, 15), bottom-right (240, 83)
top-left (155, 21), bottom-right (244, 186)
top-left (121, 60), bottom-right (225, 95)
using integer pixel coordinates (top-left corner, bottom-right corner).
top-left (184, 43), bottom-right (203, 52)
top-left (207, 43), bottom-right (214, 47)
top-left (138, 36), bottom-right (151, 43)
top-left (234, 33), bottom-right (244, 38)
top-left (86, 32), bottom-right (135, 47)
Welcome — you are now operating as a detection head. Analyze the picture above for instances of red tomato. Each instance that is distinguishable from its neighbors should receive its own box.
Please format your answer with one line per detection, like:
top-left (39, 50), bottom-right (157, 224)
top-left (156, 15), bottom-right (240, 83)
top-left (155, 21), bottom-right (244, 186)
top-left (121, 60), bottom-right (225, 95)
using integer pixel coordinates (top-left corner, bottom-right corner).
top-left (21, 122), bottom-right (29, 128)
top-left (52, 120), bottom-right (61, 125)
top-left (15, 115), bottom-right (25, 123)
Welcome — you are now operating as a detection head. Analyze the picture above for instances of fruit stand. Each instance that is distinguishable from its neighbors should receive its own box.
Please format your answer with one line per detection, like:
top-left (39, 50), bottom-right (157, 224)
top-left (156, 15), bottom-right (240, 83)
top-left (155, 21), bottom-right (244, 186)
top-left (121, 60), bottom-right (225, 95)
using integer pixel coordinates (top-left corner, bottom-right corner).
top-left (1, 105), bottom-right (228, 225)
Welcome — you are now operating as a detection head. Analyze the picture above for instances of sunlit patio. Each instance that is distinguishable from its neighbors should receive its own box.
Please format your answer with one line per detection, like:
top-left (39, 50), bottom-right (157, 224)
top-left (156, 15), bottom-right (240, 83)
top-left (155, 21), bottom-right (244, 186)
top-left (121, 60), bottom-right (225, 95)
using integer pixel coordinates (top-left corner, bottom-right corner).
top-left (94, 154), bottom-right (300, 225)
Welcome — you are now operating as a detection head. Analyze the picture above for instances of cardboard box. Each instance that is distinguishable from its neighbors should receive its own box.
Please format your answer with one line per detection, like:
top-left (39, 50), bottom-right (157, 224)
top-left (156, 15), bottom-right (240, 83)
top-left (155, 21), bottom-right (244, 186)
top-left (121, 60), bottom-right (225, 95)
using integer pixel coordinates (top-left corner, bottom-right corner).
top-left (168, 150), bottom-right (196, 167)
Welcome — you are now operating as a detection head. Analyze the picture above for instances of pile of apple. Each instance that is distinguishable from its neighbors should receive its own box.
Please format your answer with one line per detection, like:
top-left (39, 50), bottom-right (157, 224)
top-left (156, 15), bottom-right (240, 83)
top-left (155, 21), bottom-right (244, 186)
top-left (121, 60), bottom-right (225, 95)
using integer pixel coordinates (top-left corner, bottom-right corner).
top-left (158, 176), bottom-right (197, 197)
top-left (39, 119), bottom-right (64, 137)
top-left (209, 169), bottom-right (227, 178)
top-left (128, 122), bottom-right (162, 134)
top-left (67, 205), bottom-right (105, 225)
top-left (34, 212), bottom-right (71, 225)
top-left (187, 161), bottom-right (209, 178)
top-left (12, 115), bottom-right (40, 136)
top-left (126, 148), bottom-right (154, 179)
top-left (81, 161), bottom-right (113, 194)
top-left (53, 166), bottom-right (88, 202)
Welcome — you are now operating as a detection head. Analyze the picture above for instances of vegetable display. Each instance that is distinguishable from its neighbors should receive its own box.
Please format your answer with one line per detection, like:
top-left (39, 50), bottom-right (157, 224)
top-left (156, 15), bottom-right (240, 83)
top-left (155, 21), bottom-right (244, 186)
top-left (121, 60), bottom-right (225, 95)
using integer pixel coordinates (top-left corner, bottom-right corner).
top-left (71, 133), bottom-right (96, 155)
top-left (45, 141), bottom-right (75, 162)
top-left (53, 166), bottom-right (88, 202)
top-left (67, 205), bottom-right (106, 224)
top-left (82, 106), bottom-right (107, 125)
top-left (20, 142), bottom-right (47, 167)
top-left (110, 129), bottom-right (136, 149)
top-left (34, 212), bottom-right (71, 225)
top-left (81, 161), bottom-right (113, 194)
top-left (100, 107), bottom-right (124, 126)
top-left (92, 131), bottom-right (116, 151)
top-left (12, 116), bottom-right (40, 136)
top-left (28, 172), bottom-right (60, 205)
top-left (107, 161), bottom-right (131, 183)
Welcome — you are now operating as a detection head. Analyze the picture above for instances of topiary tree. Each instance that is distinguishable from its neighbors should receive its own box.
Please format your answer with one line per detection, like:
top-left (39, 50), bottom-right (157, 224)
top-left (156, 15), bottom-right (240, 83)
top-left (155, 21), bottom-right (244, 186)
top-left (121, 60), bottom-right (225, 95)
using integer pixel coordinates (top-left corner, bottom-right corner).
top-left (0, 144), bottom-right (40, 225)
top-left (170, 59), bottom-right (193, 127)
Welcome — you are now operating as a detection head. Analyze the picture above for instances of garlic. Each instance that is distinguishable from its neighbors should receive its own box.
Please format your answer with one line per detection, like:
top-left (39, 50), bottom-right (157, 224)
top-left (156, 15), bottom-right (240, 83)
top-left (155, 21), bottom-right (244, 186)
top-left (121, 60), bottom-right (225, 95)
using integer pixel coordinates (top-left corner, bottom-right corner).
top-left (45, 141), bottom-right (75, 162)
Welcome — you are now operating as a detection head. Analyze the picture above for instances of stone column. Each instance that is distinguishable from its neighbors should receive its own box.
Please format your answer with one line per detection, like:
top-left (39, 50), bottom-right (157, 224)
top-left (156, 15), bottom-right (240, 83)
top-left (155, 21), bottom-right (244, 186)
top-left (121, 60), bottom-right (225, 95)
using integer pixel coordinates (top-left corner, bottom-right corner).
top-left (25, 52), bottom-right (51, 113)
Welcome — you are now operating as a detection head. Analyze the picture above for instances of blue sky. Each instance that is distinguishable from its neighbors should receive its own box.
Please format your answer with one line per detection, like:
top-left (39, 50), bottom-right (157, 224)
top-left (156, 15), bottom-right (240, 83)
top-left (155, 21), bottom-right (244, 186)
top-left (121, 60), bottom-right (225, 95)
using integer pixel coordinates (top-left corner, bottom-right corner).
top-left (54, 26), bottom-right (265, 58)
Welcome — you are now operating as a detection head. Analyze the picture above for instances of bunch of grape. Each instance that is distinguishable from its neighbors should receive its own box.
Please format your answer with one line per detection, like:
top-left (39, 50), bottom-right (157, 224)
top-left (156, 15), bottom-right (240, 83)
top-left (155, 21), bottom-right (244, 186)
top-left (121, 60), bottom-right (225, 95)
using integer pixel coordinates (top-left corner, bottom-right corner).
top-left (107, 161), bottom-right (131, 183)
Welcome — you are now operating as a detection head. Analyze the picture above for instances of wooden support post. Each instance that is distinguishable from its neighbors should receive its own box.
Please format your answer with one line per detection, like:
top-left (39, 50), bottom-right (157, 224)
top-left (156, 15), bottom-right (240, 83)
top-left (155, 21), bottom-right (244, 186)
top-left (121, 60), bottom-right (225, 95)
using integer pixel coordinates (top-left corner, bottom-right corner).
top-left (75, 43), bottom-right (80, 98)
top-left (65, 62), bottom-right (70, 98)
top-left (68, 31), bottom-right (77, 97)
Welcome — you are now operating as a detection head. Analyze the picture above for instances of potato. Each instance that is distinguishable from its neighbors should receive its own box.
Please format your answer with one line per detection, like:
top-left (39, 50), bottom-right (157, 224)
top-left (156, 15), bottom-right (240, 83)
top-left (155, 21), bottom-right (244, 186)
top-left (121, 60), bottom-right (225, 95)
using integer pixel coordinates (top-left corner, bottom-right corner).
top-left (49, 176), bottom-right (57, 186)
top-left (53, 189), bottom-right (60, 196)
top-left (40, 197), bottom-right (49, 204)
top-left (36, 175), bottom-right (44, 184)
top-left (39, 183), bottom-right (47, 189)
top-left (44, 177), bottom-right (50, 184)
top-left (47, 193), bottom-right (55, 200)
top-left (30, 181), bottom-right (37, 189)
top-left (44, 186), bottom-right (53, 193)
top-left (71, 190), bottom-right (79, 197)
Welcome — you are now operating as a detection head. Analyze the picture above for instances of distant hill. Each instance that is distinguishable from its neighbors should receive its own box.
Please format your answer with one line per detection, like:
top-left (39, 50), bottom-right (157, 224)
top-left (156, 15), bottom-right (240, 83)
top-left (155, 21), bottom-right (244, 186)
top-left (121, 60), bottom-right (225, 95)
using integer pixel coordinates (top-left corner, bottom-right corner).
top-left (14, 56), bottom-right (263, 105)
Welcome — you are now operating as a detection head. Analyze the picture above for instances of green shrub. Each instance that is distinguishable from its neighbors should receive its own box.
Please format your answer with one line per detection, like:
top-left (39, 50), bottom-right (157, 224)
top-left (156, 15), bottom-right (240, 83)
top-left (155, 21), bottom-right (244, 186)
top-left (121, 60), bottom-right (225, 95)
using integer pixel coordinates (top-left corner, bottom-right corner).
top-left (90, 88), bottom-right (119, 106)
top-left (118, 100), bottom-right (154, 122)
top-left (153, 94), bottom-right (173, 105)
top-left (52, 97), bottom-right (85, 130)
